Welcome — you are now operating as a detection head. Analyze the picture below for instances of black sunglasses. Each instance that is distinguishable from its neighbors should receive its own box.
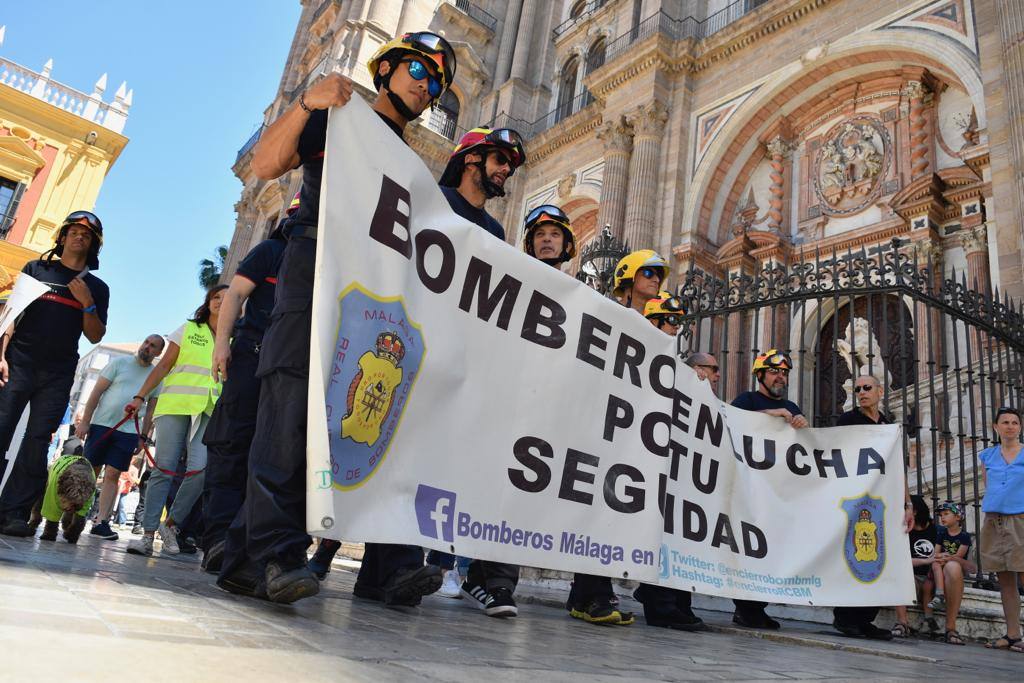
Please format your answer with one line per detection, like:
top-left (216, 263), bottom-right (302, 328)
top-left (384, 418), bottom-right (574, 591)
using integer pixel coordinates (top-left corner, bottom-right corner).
top-left (638, 267), bottom-right (663, 280)
top-left (696, 364), bottom-right (719, 373)
top-left (656, 314), bottom-right (683, 326)
top-left (853, 384), bottom-right (877, 393)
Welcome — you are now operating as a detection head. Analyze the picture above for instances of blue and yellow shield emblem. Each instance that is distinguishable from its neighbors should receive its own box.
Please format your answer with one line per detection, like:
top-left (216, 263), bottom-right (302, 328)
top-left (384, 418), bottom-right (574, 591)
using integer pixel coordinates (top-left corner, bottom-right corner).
top-left (840, 493), bottom-right (886, 583)
top-left (325, 283), bottom-right (425, 490)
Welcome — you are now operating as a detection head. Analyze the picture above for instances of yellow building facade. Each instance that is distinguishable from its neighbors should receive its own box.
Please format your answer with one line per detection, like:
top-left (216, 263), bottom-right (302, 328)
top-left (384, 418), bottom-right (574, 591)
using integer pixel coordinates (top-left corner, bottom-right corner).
top-left (0, 28), bottom-right (129, 283)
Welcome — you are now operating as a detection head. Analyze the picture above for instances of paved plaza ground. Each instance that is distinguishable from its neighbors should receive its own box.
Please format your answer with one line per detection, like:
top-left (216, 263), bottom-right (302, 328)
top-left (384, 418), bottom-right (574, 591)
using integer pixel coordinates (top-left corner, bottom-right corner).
top-left (2, 532), bottom-right (1022, 682)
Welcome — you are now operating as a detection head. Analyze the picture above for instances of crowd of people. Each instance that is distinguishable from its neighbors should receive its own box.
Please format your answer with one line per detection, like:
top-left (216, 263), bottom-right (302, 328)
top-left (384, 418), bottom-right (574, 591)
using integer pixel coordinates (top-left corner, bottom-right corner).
top-left (0, 29), bottom-right (1021, 653)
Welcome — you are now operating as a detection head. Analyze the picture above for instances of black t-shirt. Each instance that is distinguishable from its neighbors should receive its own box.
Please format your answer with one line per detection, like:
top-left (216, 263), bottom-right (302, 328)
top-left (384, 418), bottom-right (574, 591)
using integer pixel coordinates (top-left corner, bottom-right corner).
top-left (234, 238), bottom-right (286, 339)
top-left (285, 109), bottom-right (404, 239)
top-left (440, 186), bottom-right (505, 241)
top-left (936, 526), bottom-right (972, 556)
top-left (10, 259), bottom-right (109, 370)
top-left (730, 390), bottom-right (803, 416)
top-left (908, 524), bottom-right (937, 576)
top-left (837, 408), bottom-right (891, 426)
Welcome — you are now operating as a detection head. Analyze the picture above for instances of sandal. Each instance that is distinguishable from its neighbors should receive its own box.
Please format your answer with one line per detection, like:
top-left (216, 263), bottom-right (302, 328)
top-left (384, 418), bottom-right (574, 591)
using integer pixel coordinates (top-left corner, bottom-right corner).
top-left (1011, 640), bottom-right (1024, 654)
top-left (943, 630), bottom-right (965, 646)
top-left (891, 622), bottom-right (912, 638)
top-left (986, 633), bottom-right (1022, 649)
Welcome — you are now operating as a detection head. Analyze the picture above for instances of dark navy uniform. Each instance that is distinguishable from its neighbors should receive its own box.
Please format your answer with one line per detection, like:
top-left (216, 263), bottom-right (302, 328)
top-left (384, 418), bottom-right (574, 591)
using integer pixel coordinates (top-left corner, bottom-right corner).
top-left (201, 236), bottom-right (285, 555)
top-left (833, 407), bottom-right (891, 633)
top-left (0, 260), bottom-right (109, 527)
top-left (221, 109), bottom-right (423, 587)
top-left (438, 185), bottom-right (518, 596)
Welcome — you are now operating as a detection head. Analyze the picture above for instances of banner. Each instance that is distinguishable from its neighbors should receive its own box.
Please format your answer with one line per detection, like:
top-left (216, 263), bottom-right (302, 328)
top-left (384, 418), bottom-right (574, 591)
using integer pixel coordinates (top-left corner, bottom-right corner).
top-left (0, 273), bottom-right (52, 496)
top-left (307, 98), bottom-right (915, 606)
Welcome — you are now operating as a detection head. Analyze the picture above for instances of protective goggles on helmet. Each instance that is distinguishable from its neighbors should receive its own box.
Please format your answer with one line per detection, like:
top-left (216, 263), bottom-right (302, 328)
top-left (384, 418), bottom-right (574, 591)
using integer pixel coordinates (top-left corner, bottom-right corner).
top-left (402, 58), bottom-right (443, 98)
top-left (401, 32), bottom-right (456, 90)
top-left (525, 204), bottom-right (570, 228)
top-left (485, 128), bottom-right (525, 169)
top-left (653, 314), bottom-right (684, 326)
top-left (763, 352), bottom-right (791, 368)
top-left (63, 210), bottom-right (103, 243)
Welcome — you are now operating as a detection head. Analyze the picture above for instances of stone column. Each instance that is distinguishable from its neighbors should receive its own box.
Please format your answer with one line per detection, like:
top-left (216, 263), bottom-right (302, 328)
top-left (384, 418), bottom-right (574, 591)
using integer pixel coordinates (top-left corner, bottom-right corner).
top-left (765, 136), bottom-right (791, 234)
top-left (960, 225), bottom-right (991, 292)
top-left (366, 0), bottom-right (401, 32)
top-left (494, 0), bottom-right (524, 86)
top-left (993, 0), bottom-right (1024, 297)
top-left (596, 117), bottom-right (634, 241)
top-left (622, 102), bottom-right (668, 249)
top-left (904, 80), bottom-right (932, 179)
top-left (510, 0), bottom-right (538, 82)
top-left (914, 241), bottom-right (945, 390)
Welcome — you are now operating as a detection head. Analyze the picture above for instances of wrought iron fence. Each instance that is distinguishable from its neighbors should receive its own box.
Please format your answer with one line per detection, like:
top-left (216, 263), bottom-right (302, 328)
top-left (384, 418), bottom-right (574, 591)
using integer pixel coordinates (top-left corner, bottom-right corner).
top-left (575, 225), bottom-right (629, 296)
top-left (674, 238), bottom-right (1024, 586)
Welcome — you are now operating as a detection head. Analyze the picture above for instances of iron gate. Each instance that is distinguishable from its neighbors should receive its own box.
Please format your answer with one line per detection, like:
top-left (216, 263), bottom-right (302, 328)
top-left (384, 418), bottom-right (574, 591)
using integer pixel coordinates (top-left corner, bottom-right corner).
top-left (675, 237), bottom-right (1024, 584)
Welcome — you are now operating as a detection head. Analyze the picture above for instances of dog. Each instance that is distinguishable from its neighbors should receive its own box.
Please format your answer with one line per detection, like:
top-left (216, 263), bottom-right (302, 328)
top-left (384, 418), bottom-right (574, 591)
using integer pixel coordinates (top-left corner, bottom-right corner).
top-left (27, 455), bottom-right (96, 544)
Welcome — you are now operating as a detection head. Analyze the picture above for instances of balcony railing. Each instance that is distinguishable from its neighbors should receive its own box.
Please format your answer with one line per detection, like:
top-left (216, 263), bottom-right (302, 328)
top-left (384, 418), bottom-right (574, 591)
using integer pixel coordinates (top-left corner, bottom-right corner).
top-left (426, 106), bottom-right (460, 142)
top-left (446, 0), bottom-right (497, 31)
top-left (582, 0), bottom-right (776, 73)
top-left (236, 125), bottom-right (264, 164)
top-left (0, 57), bottom-right (127, 132)
top-left (553, 1), bottom-right (610, 38)
top-left (490, 90), bottom-right (597, 140)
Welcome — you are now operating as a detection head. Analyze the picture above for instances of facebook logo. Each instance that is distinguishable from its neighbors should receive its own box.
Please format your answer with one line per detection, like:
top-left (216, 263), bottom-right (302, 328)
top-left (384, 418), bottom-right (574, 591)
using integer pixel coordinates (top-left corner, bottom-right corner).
top-left (414, 485), bottom-right (457, 542)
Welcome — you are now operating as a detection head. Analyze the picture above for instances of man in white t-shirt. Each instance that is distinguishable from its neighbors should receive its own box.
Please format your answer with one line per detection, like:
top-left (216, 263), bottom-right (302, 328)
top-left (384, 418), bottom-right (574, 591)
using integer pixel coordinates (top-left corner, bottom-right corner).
top-left (76, 335), bottom-right (164, 540)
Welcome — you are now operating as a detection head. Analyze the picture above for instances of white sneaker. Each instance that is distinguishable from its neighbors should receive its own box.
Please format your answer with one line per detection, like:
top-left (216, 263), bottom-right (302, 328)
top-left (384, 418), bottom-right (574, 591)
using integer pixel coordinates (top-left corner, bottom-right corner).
top-left (928, 593), bottom-right (945, 610)
top-left (438, 570), bottom-right (462, 599)
top-left (157, 523), bottom-right (179, 554)
top-left (126, 535), bottom-right (154, 556)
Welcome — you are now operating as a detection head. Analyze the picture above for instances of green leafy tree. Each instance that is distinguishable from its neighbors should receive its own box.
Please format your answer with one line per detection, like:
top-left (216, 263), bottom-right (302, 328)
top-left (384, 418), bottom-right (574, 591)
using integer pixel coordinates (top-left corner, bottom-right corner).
top-left (198, 245), bottom-right (228, 289)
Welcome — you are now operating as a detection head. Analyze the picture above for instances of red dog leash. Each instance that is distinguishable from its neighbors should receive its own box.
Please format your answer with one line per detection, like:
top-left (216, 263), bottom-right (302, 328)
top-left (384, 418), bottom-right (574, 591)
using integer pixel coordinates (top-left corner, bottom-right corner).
top-left (88, 409), bottom-right (203, 479)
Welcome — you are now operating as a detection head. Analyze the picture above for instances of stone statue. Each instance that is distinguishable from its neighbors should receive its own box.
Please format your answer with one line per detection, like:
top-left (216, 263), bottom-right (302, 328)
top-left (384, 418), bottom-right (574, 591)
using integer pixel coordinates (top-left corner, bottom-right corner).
top-left (835, 317), bottom-right (887, 409)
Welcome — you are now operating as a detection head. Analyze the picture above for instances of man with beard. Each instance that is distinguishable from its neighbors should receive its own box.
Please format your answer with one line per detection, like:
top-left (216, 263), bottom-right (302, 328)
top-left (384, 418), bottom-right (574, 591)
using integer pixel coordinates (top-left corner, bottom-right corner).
top-left (76, 334), bottom-right (165, 541)
top-left (729, 349), bottom-right (807, 629)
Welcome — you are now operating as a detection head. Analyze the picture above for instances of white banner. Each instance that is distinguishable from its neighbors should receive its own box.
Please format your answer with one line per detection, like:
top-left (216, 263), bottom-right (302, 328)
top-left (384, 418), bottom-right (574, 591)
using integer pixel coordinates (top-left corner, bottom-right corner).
top-left (0, 273), bottom-right (53, 496)
top-left (307, 98), bottom-right (915, 606)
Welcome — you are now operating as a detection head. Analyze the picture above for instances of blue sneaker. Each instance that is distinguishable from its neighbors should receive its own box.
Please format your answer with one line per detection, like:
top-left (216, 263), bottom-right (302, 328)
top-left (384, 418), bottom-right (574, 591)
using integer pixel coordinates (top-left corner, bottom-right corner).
top-left (89, 521), bottom-right (119, 540)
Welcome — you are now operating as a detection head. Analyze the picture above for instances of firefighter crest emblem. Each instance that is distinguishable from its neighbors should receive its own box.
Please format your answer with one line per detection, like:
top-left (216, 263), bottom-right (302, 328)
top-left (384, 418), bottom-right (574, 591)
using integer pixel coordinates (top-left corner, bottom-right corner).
top-left (841, 493), bottom-right (886, 583)
top-left (326, 284), bottom-right (425, 490)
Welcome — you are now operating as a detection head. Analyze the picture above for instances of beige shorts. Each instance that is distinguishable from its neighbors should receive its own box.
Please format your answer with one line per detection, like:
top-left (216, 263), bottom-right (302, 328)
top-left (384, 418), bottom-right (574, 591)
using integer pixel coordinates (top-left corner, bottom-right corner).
top-left (980, 513), bottom-right (1024, 573)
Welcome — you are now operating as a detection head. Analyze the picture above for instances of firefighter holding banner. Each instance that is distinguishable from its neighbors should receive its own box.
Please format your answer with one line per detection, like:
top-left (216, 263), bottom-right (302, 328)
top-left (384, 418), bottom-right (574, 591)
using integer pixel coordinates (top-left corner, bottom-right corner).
top-left (524, 206), bottom-right (636, 626)
top-left (617, 262), bottom-right (708, 631)
top-left (306, 125), bottom-right (528, 614)
top-left (218, 31), bottom-right (458, 607)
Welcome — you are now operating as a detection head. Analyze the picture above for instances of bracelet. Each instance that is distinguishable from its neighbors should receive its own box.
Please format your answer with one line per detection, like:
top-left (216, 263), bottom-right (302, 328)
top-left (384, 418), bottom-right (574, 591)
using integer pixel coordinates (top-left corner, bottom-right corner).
top-left (82, 304), bottom-right (97, 314)
top-left (299, 91), bottom-right (313, 114)
top-left (132, 395), bottom-right (145, 401)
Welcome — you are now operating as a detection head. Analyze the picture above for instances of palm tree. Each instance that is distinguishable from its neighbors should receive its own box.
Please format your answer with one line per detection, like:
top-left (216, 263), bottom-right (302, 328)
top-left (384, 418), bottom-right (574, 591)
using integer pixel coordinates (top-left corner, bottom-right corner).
top-left (198, 245), bottom-right (228, 289)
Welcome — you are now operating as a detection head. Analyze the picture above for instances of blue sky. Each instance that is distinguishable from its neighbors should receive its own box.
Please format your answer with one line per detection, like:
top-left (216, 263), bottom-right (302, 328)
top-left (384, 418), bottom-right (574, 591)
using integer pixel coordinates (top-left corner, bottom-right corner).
top-left (1, 1), bottom-right (300, 349)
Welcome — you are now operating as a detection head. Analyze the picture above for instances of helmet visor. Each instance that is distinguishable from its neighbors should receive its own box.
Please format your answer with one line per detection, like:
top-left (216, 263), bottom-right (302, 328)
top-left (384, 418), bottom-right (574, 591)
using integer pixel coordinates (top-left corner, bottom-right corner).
top-left (64, 210), bottom-right (103, 243)
top-left (402, 32), bottom-right (456, 89)
top-left (526, 204), bottom-right (570, 228)
top-left (485, 128), bottom-right (526, 169)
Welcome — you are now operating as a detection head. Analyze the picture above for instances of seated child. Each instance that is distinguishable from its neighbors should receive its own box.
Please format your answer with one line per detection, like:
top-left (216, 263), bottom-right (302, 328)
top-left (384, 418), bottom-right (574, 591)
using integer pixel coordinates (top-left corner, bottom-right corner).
top-left (927, 501), bottom-right (975, 645)
top-left (29, 453), bottom-right (96, 544)
top-left (892, 495), bottom-right (937, 637)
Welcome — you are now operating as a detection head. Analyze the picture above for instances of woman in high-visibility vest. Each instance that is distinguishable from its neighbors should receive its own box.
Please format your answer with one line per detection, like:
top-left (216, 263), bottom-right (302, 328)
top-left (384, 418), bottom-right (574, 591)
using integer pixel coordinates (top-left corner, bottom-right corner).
top-left (125, 285), bottom-right (226, 557)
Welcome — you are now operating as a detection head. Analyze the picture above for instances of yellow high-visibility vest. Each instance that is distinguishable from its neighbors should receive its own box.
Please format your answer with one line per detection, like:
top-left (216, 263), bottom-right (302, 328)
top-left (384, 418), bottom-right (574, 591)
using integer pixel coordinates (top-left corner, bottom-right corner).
top-left (154, 320), bottom-right (221, 417)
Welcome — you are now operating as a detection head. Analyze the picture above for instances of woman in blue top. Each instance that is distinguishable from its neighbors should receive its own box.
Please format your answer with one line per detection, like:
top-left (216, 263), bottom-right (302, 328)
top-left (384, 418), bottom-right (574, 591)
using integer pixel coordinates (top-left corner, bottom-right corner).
top-left (979, 406), bottom-right (1024, 652)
